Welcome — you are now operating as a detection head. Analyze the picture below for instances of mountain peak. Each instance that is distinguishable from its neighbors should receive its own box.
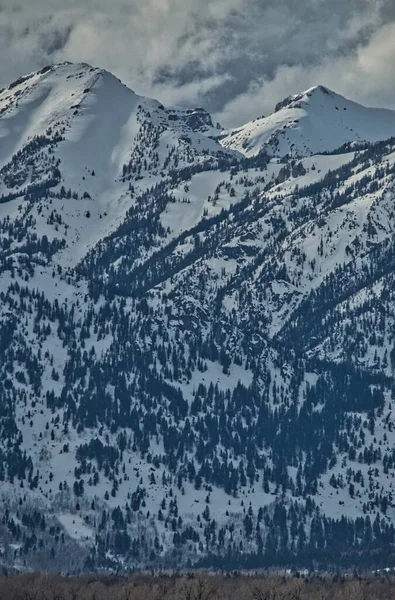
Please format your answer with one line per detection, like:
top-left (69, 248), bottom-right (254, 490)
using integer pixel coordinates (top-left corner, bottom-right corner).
top-left (221, 85), bottom-right (395, 158)
top-left (41, 61), bottom-right (98, 74)
top-left (302, 84), bottom-right (335, 96)
top-left (274, 85), bottom-right (336, 113)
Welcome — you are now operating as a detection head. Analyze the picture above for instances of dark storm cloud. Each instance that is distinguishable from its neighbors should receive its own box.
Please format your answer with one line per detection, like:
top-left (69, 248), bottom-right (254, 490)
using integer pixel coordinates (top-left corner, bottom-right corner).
top-left (1, 0), bottom-right (395, 125)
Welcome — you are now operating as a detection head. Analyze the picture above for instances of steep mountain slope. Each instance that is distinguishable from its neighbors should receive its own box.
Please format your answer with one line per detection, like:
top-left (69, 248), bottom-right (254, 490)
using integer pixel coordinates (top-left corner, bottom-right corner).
top-left (1, 64), bottom-right (395, 572)
top-left (0, 62), bottom-right (231, 267)
top-left (220, 85), bottom-right (395, 158)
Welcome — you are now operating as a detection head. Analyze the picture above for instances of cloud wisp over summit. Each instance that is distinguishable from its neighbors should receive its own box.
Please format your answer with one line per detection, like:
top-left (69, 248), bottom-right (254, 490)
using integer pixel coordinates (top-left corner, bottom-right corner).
top-left (1, 0), bottom-right (395, 125)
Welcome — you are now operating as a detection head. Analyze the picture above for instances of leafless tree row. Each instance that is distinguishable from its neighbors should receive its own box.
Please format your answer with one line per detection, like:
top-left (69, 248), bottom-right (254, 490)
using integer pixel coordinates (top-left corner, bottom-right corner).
top-left (0, 573), bottom-right (394, 600)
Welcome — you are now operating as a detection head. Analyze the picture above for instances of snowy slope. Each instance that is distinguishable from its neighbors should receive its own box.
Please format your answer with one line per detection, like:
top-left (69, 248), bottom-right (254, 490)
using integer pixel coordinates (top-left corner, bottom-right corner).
top-left (2, 64), bottom-right (395, 572)
top-left (220, 85), bottom-right (395, 158)
top-left (0, 62), bottom-right (236, 267)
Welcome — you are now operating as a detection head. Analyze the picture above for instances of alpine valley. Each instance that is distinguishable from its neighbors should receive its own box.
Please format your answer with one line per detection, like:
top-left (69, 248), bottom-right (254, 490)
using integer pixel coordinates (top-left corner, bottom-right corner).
top-left (1, 62), bottom-right (395, 573)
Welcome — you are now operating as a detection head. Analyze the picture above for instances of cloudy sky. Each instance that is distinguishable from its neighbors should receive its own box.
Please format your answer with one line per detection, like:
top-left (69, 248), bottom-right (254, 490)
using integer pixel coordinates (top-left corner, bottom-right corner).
top-left (1, 0), bottom-right (395, 125)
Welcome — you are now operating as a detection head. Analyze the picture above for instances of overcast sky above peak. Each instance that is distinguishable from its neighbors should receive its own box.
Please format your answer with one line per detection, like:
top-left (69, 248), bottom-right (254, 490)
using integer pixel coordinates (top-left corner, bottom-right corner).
top-left (1, 0), bottom-right (395, 126)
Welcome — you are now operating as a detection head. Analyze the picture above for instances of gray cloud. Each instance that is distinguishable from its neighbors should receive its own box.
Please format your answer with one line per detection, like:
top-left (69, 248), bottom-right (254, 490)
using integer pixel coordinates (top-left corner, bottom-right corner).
top-left (1, 0), bottom-right (395, 126)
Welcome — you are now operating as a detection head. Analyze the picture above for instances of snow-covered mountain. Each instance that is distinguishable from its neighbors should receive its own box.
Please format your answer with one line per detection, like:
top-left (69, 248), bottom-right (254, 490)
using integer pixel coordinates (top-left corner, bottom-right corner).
top-left (220, 85), bottom-right (395, 158)
top-left (0, 62), bottom-right (232, 267)
top-left (1, 63), bottom-right (395, 572)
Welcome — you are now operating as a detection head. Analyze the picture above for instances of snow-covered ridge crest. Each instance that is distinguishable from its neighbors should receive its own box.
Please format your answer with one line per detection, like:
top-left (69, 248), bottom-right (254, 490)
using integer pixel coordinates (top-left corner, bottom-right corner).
top-left (0, 61), bottom-right (225, 175)
top-left (220, 84), bottom-right (395, 158)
